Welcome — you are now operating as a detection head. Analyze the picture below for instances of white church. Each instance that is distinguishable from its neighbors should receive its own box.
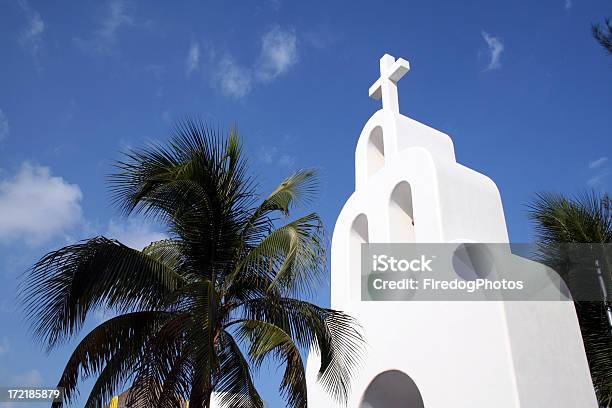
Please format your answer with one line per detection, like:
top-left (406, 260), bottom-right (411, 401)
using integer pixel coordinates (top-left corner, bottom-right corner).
top-left (305, 55), bottom-right (598, 407)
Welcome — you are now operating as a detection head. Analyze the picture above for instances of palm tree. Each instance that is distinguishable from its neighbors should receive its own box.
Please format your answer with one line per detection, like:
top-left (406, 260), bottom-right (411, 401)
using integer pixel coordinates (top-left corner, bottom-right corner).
top-left (528, 192), bottom-right (612, 406)
top-left (20, 121), bottom-right (364, 408)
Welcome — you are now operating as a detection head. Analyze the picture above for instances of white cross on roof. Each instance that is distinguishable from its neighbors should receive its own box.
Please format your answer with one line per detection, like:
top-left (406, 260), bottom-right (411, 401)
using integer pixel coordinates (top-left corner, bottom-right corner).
top-left (368, 54), bottom-right (410, 114)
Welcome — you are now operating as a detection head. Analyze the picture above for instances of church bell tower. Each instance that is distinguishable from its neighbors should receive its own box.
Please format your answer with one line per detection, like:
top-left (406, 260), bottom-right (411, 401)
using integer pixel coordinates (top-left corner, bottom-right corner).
top-left (305, 54), bottom-right (597, 408)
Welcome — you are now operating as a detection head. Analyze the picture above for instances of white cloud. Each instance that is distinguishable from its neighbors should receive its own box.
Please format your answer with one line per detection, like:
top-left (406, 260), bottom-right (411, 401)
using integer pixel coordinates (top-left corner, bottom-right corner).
top-left (267, 0), bottom-right (282, 10)
top-left (18, 0), bottom-right (45, 57)
top-left (98, 0), bottom-right (133, 41)
top-left (481, 31), bottom-right (504, 71)
top-left (589, 156), bottom-right (608, 169)
top-left (0, 109), bottom-right (9, 142)
top-left (565, 0), bottom-right (572, 10)
top-left (216, 56), bottom-right (253, 98)
top-left (212, 26), bottom-right (298, 98)
top-left (0, 162), bottom-right (165, 251)
top-left (0, 337), bottom-right (9, 355)
top-left (186, 41), bottom-right (200, 75)
top-left (260, 146), bottom-right (277, 164)
top-left (588, 172), bottom-right (608, 187)
top-left (74, 0), bottom-right (140, 55)
top-left (588, 157), bottom-right (610, 188)
top-left (106, 218), bottom-right (167, 250)
top-left (22, 12), bottom-right (44, 46)
top-left (0, 163), bottom-right (83, 245)
top-left (303, 25), bottom-right (337, 50)
top-left (258, 146), bottom-right (295, 167)
top-left (255, 27), bottom-right (298, 82)
top-left (279, 154), bottom-right (295, 167)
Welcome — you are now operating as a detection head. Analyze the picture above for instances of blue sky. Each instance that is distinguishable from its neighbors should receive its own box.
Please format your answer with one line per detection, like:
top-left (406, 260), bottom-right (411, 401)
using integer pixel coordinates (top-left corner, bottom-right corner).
top-left (0, 0), bottom-right (611, 406)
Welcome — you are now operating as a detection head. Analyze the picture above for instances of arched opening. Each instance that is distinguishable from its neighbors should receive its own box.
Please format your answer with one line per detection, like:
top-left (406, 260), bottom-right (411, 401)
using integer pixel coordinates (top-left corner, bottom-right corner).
top-left (452, 243), bottom-right (494, 281)
top-left (360, 370), bottom-right (425, 408)
top-left (350, 214), bottom-right (369, 294)
top-left (389, 181), bottom-right (415, 242)
top-left (367, 126), bottom-right (385, 176)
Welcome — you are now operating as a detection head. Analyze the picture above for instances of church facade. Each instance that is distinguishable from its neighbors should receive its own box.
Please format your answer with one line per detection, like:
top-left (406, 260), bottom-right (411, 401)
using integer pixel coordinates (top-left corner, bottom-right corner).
top-left (306, 54), bottom-right (597, 407)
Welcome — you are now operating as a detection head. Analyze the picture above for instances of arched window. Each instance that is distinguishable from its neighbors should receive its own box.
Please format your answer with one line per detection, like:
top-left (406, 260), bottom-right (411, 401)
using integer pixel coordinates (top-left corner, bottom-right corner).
top-left (367, 126), bottom-right (385, 176)
top-left (389, 181), bottom-right (415, 242)
top-left (360, 370), bottom-right (425, 408)
top-left (350, 214), bottom-right (369, 294)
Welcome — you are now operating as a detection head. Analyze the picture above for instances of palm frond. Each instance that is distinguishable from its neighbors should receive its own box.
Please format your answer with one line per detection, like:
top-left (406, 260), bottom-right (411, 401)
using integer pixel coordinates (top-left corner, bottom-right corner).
top-left (593, 18), bottom-right (612, 56)
top-left (236, 320), bottom-right (306, 408)
top-left (528, 192), bottom-right (612, 244)
top-left (58, 311), bottom-right (171, 404)
top-left (81, 339), bottom-right (143, 408)
top-left (262, 169), bottom-right (319, 216)
top-left (21, 237), bottom-right (183, 349)
top-left (236, 213), bottom-right (325, 296)
top-left (241, 298), bottom-right (364, 404)
top-left (214, 330), bottom-right (263, 408)
top-left (142, 239), bottom-right (186, 273)
top-left (127, 334), bottom-right (189, 408)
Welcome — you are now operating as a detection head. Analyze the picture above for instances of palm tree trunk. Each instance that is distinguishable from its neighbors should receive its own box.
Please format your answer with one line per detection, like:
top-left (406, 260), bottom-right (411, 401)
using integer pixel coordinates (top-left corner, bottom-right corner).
top-left (189, 367), bottom-right (213, 408)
